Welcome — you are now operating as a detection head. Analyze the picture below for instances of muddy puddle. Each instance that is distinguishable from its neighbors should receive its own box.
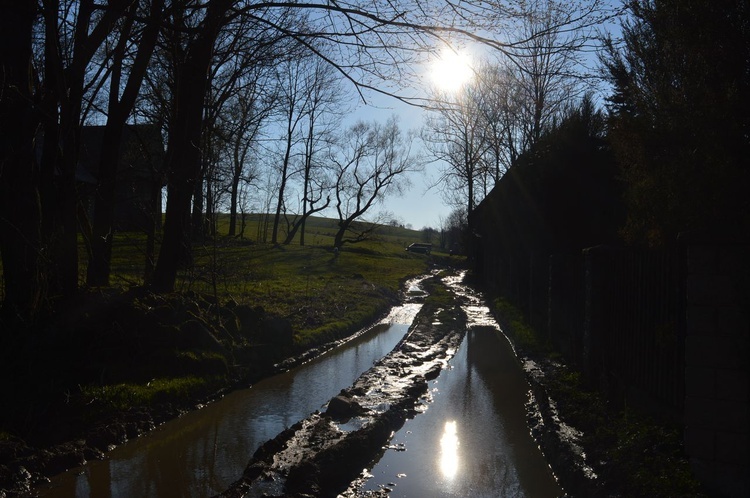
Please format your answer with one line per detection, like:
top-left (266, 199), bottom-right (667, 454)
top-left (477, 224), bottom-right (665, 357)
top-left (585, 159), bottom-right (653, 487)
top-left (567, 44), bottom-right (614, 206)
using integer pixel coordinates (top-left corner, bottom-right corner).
top-left (36, 273), bottom-right (562, 497)
top-left (350, 326), bottom-right (559, 497)
top-left (346, 274), bottom-right (561, 497)
top-left (36, 279), bottom-right (427, 498)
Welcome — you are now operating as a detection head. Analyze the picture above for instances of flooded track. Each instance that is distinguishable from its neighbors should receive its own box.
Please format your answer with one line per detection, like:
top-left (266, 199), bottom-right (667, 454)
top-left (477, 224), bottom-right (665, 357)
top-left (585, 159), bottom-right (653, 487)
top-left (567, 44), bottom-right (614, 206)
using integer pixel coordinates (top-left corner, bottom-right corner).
top-left (36, 273), bottom-right (561, 497)
top-left (350, 274), bottom-right (560, 497)
top-left (37, 289), bottom-right (425, 497)
top-left (353, 328), bottom-right (559, 497)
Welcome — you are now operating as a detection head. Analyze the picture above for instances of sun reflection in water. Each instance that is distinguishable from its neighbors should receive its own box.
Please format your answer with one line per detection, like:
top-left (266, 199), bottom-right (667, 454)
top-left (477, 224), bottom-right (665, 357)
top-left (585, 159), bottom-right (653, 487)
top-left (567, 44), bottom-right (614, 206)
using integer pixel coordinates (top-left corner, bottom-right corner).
top-left (439, 420), bottom-right (460, 479)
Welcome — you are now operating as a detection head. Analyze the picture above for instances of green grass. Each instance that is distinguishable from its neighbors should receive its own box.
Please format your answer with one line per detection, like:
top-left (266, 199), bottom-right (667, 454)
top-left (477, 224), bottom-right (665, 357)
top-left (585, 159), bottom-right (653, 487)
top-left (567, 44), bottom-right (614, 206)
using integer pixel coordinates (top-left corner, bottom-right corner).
top-left (100, 215), bottom-right (437, 341)
top-left (489, 296), bottom-right (550, 354)
top-left (80, 376), bottom-right (226, 414)
top-left (0, 215), bottom-right (454, 436)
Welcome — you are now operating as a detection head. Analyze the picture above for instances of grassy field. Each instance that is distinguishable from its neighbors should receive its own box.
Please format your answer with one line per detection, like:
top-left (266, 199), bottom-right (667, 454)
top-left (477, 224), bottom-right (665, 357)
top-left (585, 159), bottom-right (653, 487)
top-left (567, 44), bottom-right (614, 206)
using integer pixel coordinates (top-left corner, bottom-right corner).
top-left (0, 216), bottom-right (461, 444)
top-left (103, 215), bottom-right (442, 341)
top-left (1, 214), bottom-right (441, 324)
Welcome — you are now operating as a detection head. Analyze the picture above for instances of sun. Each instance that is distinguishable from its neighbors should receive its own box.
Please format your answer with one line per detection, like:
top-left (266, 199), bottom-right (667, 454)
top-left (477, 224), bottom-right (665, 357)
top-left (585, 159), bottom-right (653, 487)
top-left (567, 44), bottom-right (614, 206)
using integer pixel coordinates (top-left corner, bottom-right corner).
top-left (430, 48), bottom-right (474, 93)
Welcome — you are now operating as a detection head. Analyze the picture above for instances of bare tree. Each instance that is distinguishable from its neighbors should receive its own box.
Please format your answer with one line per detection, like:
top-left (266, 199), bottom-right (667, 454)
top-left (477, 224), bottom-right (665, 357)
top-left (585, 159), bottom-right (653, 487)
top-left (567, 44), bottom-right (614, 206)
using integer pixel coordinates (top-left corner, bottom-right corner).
top-left (331, 117), bottom-right (419, 248)
top-left (473, 60), bottom-right (525, 186)
top-left (151, 0), bottom-right (237, 291)
top-left (423, 87), bottom-right (487, 222)
top-left (283, 56), bottom-right (347, 245)
top-left (270, 54), bottom-right (311, 245)
top-left (39, 0), bottom-right (132, 295)
top-left (256, 169), bottom-right (279, 243)
top-left (507, 0), bottom-right (610, 147)
top-left (196, 13), bottom-right (292, 241)
top-left (87, 0), bottom-right (164, 287)
top-left (221, 73), bottom-right (276, 237)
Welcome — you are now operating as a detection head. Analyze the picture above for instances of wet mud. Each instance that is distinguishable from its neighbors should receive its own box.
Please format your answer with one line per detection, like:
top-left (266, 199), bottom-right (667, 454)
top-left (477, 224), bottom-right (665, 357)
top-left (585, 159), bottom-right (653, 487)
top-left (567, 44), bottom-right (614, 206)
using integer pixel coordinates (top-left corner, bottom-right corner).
top-left (2, 271), bottom-right (610, 498)
top-left (219, 285), bottom-right (467, 498)
top-left (218, 272), bottom-right (601, 498)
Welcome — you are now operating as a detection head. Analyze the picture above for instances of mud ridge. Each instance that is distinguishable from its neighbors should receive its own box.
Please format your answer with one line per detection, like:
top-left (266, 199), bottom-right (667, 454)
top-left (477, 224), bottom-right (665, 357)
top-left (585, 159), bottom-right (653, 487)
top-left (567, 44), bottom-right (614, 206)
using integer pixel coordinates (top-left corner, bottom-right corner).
top-left (219, 294), bottom-right (467, 498)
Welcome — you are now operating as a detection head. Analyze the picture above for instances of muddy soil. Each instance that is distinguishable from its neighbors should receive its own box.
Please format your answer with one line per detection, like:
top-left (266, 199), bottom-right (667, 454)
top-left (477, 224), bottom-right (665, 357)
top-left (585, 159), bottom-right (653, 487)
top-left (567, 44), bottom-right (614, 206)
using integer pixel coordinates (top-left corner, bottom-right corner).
top-left (217, 275), bottom-right (610, 498)
top-left (0, 286), bottom-right (394, 497)
top-left (219, 290), bottom-right (467, 498)
top-left (1, 273), bottom-right (611, 498)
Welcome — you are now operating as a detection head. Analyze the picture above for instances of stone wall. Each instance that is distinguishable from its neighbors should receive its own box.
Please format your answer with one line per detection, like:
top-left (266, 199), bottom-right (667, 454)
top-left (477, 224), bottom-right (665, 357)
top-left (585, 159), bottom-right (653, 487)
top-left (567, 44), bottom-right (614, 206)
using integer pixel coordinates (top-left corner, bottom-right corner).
top-left (683, 234), bottom-right (749, 497)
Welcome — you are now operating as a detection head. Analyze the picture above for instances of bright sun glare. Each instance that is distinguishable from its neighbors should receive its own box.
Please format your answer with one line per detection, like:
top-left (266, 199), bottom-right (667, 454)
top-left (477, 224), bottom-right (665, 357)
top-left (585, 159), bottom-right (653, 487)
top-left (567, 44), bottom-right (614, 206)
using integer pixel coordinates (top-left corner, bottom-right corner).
top-left (430, 49), bottom-right (473, 92)
top-left (439, 420), bottom-right (460, 478)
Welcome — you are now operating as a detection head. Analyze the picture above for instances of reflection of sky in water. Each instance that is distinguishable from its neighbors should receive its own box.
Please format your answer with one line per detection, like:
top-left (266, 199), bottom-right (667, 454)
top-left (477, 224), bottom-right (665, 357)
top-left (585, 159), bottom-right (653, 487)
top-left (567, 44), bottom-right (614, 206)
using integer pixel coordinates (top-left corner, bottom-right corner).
top-left (39, 303), bottom-right (421, 498)
top-left (355, 271), bottom-right (561, 497)
top-left (440, 420), bottom-right (459, 479)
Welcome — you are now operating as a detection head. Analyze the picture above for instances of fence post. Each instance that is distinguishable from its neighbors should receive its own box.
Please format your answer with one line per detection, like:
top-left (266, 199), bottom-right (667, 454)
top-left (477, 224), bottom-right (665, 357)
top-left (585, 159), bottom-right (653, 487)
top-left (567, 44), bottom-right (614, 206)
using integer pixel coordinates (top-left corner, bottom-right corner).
top-left (549, 254), bottom-right (568, 357)
top-left (549, 253), bottom-right (585, 366)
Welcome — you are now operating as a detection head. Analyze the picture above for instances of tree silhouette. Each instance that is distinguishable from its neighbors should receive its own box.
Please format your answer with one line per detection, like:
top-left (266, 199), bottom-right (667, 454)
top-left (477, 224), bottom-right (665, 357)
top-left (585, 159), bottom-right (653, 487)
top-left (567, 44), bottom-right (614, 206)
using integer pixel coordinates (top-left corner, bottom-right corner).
top-left (602, 0), bottom-right (750, 246)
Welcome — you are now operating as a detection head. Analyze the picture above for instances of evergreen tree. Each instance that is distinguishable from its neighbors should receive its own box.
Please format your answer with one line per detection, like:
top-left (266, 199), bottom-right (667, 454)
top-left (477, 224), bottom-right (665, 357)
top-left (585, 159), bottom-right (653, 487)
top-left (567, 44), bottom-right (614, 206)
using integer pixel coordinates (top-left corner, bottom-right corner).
top-left (603, 0), bottom-right (750, 246)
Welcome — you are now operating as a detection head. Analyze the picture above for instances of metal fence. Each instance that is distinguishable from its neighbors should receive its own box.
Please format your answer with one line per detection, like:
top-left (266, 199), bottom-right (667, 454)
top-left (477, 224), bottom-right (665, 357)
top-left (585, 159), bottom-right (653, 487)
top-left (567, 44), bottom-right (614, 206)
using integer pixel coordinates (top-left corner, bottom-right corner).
top-left (477, 242), bottom-right (684, 417)
top-left (582, 246), bottom-right (684, 415)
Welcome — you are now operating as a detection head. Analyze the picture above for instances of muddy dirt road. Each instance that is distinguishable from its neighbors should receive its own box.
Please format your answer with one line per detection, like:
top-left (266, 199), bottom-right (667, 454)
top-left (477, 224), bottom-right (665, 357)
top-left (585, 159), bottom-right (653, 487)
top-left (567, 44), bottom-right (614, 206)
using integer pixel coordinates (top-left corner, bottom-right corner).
top-left (219, 274), bottom-right (562, 497)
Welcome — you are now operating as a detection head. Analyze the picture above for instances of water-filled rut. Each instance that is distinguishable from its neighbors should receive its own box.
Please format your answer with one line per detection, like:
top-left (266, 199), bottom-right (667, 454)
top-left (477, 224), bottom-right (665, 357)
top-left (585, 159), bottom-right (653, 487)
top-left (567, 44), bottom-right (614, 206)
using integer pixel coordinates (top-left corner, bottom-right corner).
top-left (37, 287), bottom-right (426, 497)
top-left (38, 273), bottom-right (561, 497)
top-left (348, 273), bottom-right (560, 497)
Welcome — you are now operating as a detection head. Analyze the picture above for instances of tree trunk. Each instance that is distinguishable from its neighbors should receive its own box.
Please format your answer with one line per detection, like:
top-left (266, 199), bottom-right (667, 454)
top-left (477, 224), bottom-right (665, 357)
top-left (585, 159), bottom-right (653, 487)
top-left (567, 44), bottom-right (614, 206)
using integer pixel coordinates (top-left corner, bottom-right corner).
top-left (227, 136), bottom-right (244, 236)
top-left (40, 0), bottom-right (60, 246)
top-left (206, 177), bottom-right (215, 237)
top-left (143, 179), bottom-right (160, 285)
top-left (0, 0), bottom-right (42, 320)
top-left (153, 71), bottom-right (207, 291)
top-left (152, 0), bottom-right (231, 292)
top-left (51, 0), bottom-right (97, 297)
top-left (300, 152), bottom-right (310, 246)
top-left (228, 174), bottom-right (239, 236)
top-left (87, 120), bottom-right (125, 287)
top-left (333, 224), bottom-right (345, 248)
top-left (271, 117), bottom-right (294, 245)
top-left (87, 0), bottom-right (161, 287)
top-left (283, 196), bottom-right (330, 245)
top-left (192, 175), bottom-right (204, 243)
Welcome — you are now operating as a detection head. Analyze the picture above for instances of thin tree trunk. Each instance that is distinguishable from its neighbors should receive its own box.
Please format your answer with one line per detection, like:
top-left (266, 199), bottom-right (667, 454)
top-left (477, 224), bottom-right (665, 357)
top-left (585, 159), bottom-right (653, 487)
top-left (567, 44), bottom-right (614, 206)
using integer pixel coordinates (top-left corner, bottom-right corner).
top-left (56, 117), bottom-right (82, 296)
top-left (228, 174), bottom-right (240, 236)
top-left (228, 138), bottom-right (243, 237)
top-left (192, 175), bottom-right (204, 243)
top-left (39, 0), bottom-right (60, 247)
top-left (152, 0), bottom-right (231, 292)
top-left (271, 141), bottom-right (291, 245)
top-left (87, 0), bottom-right (162, 287)
top-left (87, 120), bottom-right (125, 286)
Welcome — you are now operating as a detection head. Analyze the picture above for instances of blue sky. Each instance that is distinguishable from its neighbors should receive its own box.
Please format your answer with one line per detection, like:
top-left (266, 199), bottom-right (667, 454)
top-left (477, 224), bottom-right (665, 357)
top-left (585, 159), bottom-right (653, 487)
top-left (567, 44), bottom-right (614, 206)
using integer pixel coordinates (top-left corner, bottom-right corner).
top-left (348, 95), bottom-right (449, 230)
